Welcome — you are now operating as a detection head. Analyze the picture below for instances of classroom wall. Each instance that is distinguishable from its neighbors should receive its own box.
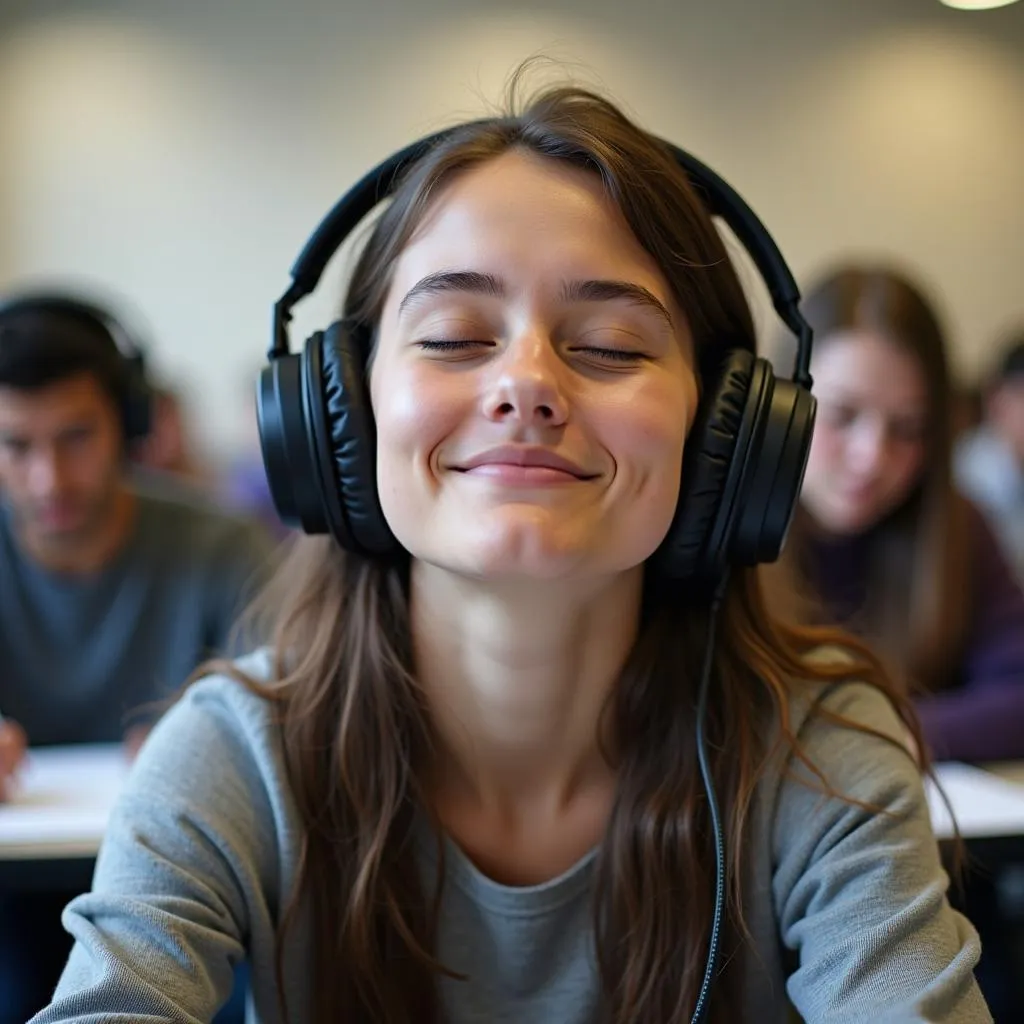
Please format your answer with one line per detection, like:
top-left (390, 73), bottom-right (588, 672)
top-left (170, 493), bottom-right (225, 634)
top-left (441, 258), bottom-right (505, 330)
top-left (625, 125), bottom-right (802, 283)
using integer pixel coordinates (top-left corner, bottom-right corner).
top-left (1, 0), bottom-right (1021, 462)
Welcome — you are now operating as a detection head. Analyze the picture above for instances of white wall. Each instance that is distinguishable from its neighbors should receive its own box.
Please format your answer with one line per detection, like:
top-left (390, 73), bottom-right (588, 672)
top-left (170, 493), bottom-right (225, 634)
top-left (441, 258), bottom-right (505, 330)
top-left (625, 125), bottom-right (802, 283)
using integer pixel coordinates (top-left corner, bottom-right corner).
top-left (1, 0), bottom-right (1022, 464)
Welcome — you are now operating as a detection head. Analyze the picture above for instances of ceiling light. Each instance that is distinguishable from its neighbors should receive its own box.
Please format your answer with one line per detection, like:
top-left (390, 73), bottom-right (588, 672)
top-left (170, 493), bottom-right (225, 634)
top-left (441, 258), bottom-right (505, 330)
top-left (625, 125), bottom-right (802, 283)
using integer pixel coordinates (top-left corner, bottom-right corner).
top-left (939, 0), bottom-right (1020, 10)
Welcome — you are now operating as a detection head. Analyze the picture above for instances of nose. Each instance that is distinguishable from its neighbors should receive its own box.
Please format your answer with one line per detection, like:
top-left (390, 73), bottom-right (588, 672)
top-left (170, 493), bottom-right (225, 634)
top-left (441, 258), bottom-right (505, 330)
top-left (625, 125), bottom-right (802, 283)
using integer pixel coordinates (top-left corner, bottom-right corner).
top-left (26, 447), bottom-right (63, 499)
top-left (482, 332), bottom-right (569, 428)
top-left (846, 418), bottom-right (889, 478)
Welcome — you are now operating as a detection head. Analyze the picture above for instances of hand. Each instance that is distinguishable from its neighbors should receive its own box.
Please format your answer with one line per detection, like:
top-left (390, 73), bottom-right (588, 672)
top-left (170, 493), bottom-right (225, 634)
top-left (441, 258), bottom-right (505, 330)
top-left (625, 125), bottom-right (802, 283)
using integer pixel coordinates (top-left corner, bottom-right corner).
top-left (0, 719), bottom-right (28, 802)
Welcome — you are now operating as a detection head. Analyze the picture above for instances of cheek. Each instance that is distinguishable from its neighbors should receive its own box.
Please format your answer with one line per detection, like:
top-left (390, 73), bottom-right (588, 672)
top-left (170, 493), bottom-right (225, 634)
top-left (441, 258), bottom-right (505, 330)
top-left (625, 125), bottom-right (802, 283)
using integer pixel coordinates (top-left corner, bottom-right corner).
top-left (90, 430), bottom-right (123, 478)
top-left (371, 366), bottom-right (464, 501)
top-left (887, 444), bottom-right (926, 494)
top-left (806, 423), bottom-right (841, 476)
top-left (605, 387), bottom-right (690, 517)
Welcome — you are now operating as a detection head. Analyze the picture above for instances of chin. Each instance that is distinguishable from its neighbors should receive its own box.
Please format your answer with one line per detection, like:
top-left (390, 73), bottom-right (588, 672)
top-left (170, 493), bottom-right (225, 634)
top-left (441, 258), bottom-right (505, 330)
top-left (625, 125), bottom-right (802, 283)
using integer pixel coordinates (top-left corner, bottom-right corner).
top-left (453, 536), bottom-right (590, 581)
top-left (415, 523), bottom-right (659, 585)
top-left (825, 504), bottom-right (886, 537)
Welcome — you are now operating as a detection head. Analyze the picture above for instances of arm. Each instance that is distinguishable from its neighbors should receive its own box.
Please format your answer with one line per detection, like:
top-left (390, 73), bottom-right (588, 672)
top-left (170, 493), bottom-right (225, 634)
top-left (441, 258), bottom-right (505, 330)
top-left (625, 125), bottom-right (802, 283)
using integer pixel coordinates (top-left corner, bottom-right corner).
top-left (30, 678), bottom-right (281, 1024)
top-left (775, 682), bottom-right (991, 1023)
top-left (916, 504), bottom-right (1024, 762)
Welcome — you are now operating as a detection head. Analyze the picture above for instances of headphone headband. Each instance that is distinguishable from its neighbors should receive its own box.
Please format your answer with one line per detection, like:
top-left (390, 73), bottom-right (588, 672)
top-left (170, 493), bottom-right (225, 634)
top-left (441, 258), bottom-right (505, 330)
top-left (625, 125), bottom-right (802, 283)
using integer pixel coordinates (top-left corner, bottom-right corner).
top-left (268, 123), bottom-right (813, 390)
top-left (257, 114), bottom-right (817, 587)
top-left (0, 292), bottom-right (146, 367)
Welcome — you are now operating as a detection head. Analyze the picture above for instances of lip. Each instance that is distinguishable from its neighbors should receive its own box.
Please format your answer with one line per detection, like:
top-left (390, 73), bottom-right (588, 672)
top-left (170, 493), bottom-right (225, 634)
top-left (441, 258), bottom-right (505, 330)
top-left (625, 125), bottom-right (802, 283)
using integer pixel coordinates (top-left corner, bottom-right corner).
top-left (452, 445), bottom-right (597, 480)
top-left (35, 504), bottom-right (83, 529)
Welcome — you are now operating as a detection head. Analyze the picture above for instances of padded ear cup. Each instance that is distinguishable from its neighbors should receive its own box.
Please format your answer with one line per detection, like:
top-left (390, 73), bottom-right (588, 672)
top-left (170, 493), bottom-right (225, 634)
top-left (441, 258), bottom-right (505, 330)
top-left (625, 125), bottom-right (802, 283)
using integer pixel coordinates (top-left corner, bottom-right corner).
top-left (729, 378), bottom-right (816, 565)
top-left (307, 324), bottom-right (398, 556)
top-left (121, 352), bottom-right (153, 441)
top-left (654, 349), bottom-right (771, 580)
top-left (257, 351), bottom-right (331, 535)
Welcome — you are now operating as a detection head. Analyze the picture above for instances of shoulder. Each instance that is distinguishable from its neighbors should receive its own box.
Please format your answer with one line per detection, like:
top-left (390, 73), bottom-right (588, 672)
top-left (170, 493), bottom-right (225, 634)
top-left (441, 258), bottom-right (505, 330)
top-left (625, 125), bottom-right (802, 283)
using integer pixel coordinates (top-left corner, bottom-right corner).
top-left (957, 493), bottom-right (1023, 599)
top-left (785, 645), bottom-right (903, 738)
top-left (761, 648), bottom-right (929, 877)
top-left (175, 647), bottom-right (280, 733)
top-left (760, 655), bottom-right (990, 1021)
top-left (768, 647), bottom-right (915, 817)
top-left (86, 648), bottom-right (299, 959)
top-left (129, 648), bottom-right (284, 805)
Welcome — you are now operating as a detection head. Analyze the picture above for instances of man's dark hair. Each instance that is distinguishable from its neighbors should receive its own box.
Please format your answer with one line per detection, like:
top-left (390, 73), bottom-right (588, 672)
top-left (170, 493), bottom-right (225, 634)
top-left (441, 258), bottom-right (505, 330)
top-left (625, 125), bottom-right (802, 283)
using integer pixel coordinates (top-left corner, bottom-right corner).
top-left (0, 303), bottom-right (128, 413)
top-left (993, 331), bottom-right (1024, 385)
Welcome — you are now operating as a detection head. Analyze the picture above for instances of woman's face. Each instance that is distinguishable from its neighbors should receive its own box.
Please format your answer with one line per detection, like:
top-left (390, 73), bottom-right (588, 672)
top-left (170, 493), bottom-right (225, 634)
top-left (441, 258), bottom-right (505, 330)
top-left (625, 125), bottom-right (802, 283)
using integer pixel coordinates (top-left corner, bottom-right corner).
top-left (801, 329), bottom-right (929, 536)
top-left (369, 149), bottom-right (699, 581)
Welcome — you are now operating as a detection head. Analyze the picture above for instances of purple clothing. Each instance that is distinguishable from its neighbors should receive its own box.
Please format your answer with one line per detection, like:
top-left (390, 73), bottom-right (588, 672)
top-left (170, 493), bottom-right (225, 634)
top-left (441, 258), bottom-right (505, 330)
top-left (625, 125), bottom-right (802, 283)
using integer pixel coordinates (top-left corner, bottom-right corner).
top-left (806, 499), bottom-right (1024, 763)
top-left (221, 458), bottom-right (292, 542)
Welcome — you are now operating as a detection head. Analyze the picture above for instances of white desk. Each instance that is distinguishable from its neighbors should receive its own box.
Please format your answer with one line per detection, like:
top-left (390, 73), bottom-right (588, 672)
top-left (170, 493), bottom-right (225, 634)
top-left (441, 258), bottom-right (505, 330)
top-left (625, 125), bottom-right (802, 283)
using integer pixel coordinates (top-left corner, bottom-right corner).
top-left (0, 744), bottom-right (130, 860)
top-left (2, 747), bottom-right (1024, 862)
top-left (928, 763), bottom-right (1024, 841)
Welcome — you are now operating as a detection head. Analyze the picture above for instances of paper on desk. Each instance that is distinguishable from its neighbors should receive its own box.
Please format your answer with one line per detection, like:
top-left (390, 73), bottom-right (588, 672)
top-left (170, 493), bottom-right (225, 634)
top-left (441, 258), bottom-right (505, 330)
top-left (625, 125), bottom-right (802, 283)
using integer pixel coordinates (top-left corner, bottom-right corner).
top-left (927, 761), bottom-right (1024, 840)
top-left (0, 743), bottom-right (131, 859)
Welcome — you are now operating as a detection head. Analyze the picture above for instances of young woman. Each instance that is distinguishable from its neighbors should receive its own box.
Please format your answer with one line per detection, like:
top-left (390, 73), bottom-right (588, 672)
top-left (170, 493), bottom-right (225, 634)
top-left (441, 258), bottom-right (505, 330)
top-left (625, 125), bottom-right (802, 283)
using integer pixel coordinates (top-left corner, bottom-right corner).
top-left (33, 88), bottom-right (988, 1024)
top-left (783, 265), bottom-right (1024, 764)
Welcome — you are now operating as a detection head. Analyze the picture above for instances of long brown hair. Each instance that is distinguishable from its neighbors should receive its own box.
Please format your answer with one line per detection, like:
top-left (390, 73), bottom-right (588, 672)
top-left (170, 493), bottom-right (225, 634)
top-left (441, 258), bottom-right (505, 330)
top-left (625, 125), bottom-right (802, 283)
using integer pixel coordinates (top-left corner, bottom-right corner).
top-left (782, 265), bottom-right (971, 692)
top-left (209, 85), bottom-right (927, 1023)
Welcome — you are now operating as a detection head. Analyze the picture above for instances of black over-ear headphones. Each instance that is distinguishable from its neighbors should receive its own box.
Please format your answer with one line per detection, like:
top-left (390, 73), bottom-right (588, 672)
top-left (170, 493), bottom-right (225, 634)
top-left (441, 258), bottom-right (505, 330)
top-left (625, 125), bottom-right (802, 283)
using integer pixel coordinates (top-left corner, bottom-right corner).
top-left (257, 127), bottom-right (816, 580)
top-left (0, 292), bottom-right (152, 441)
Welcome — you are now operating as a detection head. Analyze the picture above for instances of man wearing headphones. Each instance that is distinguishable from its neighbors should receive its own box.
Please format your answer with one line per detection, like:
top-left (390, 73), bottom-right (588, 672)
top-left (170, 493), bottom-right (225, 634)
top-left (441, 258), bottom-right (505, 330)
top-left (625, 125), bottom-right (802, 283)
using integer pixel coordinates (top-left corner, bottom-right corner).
top-left (0, 293), bottom-right (271, 1024)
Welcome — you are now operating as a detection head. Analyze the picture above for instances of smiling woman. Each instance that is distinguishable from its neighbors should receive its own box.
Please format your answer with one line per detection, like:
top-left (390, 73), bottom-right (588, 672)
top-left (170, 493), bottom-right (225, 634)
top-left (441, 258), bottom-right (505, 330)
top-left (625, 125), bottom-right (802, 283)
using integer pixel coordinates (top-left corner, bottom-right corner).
top-left (369, 149), bottom-right (697, 581)
top-left (32, 81), bottom-right (991, 1024)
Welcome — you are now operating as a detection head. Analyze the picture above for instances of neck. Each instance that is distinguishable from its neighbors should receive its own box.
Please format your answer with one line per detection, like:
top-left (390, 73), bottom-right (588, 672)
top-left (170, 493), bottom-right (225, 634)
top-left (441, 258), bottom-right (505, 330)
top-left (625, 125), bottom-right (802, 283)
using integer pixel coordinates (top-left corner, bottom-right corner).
top-left (412, 562), bottom-right (643, 814)
top-left (20, 486), bottom-right (138, 574)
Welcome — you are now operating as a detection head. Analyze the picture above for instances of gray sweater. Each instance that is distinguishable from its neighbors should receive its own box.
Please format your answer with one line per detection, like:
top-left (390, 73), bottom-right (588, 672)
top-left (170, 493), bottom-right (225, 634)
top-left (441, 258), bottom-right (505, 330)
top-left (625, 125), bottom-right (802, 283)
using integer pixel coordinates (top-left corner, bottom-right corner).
top-left (32, 650), bottom-right (990, 1023)
top-left (0, 487), bottom-right (273, 745)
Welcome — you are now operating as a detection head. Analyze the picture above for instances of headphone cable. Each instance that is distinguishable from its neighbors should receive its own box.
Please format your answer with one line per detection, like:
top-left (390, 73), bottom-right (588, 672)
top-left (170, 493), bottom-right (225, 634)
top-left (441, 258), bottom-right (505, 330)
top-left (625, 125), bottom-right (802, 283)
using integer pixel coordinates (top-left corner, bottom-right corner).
top-left (690, 571), bottom-right (730, 1024)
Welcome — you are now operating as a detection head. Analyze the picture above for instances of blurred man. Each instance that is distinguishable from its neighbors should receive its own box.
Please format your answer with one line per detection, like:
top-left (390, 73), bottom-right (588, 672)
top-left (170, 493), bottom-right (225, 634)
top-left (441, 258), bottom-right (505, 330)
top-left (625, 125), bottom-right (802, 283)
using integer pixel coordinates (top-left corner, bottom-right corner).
top-left (956, 334), bottom-right (1024, 582)
top-left (0, 293), bottom-right (273, 1024)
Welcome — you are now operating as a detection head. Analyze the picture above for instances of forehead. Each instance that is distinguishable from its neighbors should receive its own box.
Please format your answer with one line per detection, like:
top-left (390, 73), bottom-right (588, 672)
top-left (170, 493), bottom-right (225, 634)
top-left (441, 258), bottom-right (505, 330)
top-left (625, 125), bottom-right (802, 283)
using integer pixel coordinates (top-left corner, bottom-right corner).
top-left (813, 330), bottom-right (928, 408)
top-left (388, 149), bottom-right (675, 302)
top-left (0, 374), bottom-right (114, 430)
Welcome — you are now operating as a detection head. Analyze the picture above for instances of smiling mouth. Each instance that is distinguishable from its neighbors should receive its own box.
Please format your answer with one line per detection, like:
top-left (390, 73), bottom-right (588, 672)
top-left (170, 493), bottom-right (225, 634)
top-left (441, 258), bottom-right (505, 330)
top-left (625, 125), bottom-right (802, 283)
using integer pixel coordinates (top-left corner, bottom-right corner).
top-left (455, 463), bottom-right (593, 484)
top-left (452, 446), bottom-right (597, 481)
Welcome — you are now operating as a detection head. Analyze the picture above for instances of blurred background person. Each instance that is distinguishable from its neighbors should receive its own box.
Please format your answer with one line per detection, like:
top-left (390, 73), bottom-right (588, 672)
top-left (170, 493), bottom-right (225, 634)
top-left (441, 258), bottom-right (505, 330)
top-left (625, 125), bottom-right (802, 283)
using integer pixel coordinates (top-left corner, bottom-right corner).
top-left (770, 264), bottom-right (1024, 1017)
top-left (0, 291), bottom-right (271, 1024)
top-left (777, 264), bottom-right (1024, 764)
top-left (956, 332), bottom-right (1024, 584)
top-left (129, 380), bottom-right (210, 487)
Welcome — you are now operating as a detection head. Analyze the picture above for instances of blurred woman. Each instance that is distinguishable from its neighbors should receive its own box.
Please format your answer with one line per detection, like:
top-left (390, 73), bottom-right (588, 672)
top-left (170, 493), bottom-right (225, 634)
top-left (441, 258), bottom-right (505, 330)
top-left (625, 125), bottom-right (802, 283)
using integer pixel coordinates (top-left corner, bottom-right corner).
top-left (782, 264), bottom-right (1024, 763)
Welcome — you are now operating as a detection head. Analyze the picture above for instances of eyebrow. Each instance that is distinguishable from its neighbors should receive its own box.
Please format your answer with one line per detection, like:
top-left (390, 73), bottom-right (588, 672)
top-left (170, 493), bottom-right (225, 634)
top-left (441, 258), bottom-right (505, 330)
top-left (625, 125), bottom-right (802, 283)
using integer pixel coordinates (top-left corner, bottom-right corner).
top-left (560, 279), bottom-right (674, 331)
top-left (398, 271), bottom-right (504, 318)
top-left (397, 270), bottom-right (674, 330)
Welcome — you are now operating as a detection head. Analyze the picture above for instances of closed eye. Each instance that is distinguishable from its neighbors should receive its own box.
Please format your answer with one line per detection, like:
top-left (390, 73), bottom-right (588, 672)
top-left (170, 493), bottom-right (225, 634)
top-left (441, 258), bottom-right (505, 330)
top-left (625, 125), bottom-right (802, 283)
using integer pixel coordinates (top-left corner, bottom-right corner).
top-left (572, 346), bottom-right (648, 363)
top-left (417, 339), bottom-right (492, 353)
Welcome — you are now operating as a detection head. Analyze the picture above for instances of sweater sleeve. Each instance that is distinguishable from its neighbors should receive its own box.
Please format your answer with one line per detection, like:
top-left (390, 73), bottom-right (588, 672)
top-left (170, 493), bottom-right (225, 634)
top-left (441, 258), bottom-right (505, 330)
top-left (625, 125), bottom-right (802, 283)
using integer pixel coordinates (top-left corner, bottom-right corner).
top-left (29, 675), bottom-right (283, 1024)
top-left (916, 502), bottom-right (1024, 762)
top-left (774, 681), bottom-right (991, 1023)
